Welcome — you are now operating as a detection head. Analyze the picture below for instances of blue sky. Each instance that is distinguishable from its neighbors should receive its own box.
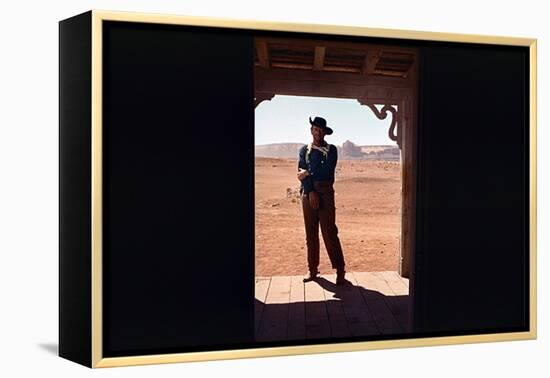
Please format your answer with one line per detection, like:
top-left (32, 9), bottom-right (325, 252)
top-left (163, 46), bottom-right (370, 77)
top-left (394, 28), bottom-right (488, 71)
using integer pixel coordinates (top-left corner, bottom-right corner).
top-left (255, 95), bottom-right (397, 146)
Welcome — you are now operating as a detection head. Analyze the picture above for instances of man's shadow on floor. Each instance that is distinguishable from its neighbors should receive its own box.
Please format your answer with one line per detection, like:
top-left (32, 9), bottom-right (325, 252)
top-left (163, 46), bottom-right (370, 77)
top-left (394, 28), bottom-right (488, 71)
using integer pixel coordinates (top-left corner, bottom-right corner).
top-left (255, 274), bottom-right (411, 342)
top-left (307, 275), bottom-right (408, 305)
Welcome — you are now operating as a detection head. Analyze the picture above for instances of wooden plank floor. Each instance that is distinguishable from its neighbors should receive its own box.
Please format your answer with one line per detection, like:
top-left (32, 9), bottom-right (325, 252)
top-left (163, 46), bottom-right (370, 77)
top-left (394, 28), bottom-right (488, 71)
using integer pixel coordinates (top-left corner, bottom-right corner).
top-left (255, 271), bottom-right (410, 342)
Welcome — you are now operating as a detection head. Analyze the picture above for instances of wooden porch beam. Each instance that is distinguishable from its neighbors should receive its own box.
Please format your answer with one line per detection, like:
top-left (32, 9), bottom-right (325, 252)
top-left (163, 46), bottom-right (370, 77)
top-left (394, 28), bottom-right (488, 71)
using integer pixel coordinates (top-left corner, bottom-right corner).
top-left (365, 49), bottom-right (381, 75)
top-left (255, 40), bottom-right (270, 68)
top-left (254, 93), bottom-right (275, 108)
top-left (255, 66), bottom-right (413, 87)
top-left (254, 36), bottom-right (417, 55)
top-left (313, 46), bottom-right (326, 71)
top-left (256, 78), bottom-right (407, 101)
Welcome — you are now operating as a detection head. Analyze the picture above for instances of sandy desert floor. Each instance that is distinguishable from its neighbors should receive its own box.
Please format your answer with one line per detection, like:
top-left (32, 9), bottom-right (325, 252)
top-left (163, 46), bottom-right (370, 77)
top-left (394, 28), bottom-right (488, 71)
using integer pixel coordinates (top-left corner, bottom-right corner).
top-left (255, 157), bottom-right (401, 276)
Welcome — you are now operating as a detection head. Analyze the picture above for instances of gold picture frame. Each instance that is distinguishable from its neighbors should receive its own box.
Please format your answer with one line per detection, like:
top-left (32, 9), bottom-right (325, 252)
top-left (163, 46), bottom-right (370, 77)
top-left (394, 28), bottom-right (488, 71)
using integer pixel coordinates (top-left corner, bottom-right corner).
top-left (59, 9), bottom-right (537, 368)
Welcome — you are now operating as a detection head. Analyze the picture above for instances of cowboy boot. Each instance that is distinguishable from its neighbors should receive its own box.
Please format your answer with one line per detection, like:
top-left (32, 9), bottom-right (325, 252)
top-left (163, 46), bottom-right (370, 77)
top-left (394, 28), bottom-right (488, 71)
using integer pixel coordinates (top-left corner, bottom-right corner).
top-left (336, 269), bottom-right (346, 285)
top-left (303, 269), bottom-right (319, 282)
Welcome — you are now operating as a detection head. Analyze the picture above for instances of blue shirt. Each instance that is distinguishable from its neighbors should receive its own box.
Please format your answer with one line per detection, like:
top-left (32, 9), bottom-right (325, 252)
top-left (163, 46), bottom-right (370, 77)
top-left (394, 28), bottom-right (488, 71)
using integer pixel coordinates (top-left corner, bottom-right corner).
top-left (298, 141), bottom-right (338, 194)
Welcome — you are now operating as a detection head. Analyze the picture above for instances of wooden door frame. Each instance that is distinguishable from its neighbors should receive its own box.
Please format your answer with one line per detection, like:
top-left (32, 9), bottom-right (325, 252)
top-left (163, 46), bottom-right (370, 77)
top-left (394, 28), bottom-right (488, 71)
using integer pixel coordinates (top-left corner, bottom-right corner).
top-left (254, 54), bottom-right (418, 280)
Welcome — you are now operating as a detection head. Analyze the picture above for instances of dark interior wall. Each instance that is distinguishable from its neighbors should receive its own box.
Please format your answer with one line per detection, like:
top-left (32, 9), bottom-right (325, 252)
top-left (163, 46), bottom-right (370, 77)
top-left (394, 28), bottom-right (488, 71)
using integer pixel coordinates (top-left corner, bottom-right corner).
top-left (414, 43), bottom-right (529, 334)
top-left (59, 11), bottom-right (92, 368)
top-left (102, 21), bottom-right (255, 356)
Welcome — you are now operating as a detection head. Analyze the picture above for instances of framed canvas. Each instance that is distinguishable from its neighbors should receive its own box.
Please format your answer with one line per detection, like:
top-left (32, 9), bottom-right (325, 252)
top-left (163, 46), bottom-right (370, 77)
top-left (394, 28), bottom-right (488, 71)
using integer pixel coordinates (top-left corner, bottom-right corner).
top-left (59, 9), bottom-right (537, 368)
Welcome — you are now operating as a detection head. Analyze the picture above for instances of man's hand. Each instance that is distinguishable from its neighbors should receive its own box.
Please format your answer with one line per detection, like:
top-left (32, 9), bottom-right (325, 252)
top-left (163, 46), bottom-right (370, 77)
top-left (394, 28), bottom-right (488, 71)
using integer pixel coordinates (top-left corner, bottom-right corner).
top-left (308, 191), bottom-right (320, 210)
top-left (297, 168), bottom-right (309, 181)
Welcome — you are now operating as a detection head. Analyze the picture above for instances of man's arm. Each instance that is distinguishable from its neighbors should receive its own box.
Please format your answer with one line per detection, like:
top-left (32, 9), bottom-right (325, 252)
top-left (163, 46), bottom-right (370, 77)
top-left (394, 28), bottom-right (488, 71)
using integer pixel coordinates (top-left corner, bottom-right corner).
top-left (298, 146), bottom-right (314, 193)
top-left (328, 144), bottom-right (338, 174)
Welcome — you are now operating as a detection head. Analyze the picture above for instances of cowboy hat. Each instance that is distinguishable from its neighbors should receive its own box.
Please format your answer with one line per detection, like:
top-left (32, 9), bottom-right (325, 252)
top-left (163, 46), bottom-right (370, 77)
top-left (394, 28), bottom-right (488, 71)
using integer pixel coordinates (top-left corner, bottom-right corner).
top-left (309, 116), bottom-right (333, 135)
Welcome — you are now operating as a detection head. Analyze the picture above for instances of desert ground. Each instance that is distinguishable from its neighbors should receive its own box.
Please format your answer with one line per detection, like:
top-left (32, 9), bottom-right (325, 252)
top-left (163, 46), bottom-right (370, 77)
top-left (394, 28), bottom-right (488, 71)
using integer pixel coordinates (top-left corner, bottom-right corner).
top-left (255, 157), bottom-right (401, 276)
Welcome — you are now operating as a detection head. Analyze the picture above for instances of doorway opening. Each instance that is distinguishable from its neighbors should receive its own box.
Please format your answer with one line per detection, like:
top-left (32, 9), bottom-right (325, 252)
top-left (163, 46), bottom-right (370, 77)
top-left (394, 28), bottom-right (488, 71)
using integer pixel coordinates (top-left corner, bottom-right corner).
top-left (253, 36), bottom-right (418, 342)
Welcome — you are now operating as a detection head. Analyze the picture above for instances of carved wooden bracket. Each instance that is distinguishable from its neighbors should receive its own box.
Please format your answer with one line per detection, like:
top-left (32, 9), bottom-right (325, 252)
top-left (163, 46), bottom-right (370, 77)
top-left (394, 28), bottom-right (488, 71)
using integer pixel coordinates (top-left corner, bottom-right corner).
top-left (357, 99), bottom-right (401, 149)
top-left (255, 93), bottom-right (275, 108)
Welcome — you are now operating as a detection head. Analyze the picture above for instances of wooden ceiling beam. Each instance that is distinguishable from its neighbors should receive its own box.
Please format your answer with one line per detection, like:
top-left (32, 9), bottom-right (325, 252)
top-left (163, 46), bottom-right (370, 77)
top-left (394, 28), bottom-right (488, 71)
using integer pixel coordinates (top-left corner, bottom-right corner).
top-left (255, 79), bottom-right (409, 102)
top-left (271, 62), bottom-right (312, 70)
top-left (364, 49), bottom-right (381, 75)
top-left (255, 66), bottom-right (413, 87)
top-left (255, 36), bottom-right (418, 55)
top-left (313, 46), bottom-right (326, 71)
top-left (374, 69), bottom-right (408, 78)
top-left (255, 40), bottom-right (270, 68)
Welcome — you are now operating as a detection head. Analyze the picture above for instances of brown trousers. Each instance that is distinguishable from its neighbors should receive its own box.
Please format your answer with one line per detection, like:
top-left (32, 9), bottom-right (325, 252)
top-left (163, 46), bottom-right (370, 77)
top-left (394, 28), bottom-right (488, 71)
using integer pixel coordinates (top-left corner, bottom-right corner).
top-left (301, 180), bottom-right (346, 272)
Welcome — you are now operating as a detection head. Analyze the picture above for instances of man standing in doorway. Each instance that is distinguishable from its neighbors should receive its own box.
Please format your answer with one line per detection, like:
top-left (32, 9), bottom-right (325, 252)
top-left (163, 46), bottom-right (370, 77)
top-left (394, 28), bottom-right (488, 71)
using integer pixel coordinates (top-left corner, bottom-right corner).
top-left (297, 116), bottom-right (347, 285)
